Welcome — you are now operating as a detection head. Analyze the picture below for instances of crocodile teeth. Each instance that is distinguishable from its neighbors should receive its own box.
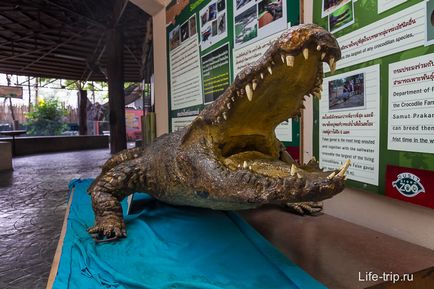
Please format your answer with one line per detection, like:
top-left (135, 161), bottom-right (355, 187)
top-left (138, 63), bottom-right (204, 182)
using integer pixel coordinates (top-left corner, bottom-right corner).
top-left (327, 172), bottom-right (336, 179)
top-left (329, 57), bottom-right (336, 73)
top-left (337, 159), bottom-right (351, 177)
top-left (245, 84), bottom-right (253, 101)
top-left (321, 52), bottom-right (326, 60)
top-left (252, 81), bottom-right (257, 91)
top-left (260, 73), bottom-right (264, 79)
top-left (303, 48), bottom-right (309, 60)
top-left (330, 62), bottom-right (336, 74)
top-left (316, 45), bottom-right (321, 51)
top-left (297, 173), bottom-right (303, 179)
top-left (329, 57), bottom-right (335, 67)
top-left (290, 164), bottom-right (297, 176)
top-left (286, 55), bottom-right (294, 67)
top-left (231, 97), bottom-right (235, 102)
top-left (243, 161), bottom-right (248, 169)
top-left (267, 66), bottom-right (272, 75)
top-left (249, 166), bottom-right (252, 170)
top-left (227, 103), bottom-right (231, 109)
top-left (281, 54), bottom-right (285, 63)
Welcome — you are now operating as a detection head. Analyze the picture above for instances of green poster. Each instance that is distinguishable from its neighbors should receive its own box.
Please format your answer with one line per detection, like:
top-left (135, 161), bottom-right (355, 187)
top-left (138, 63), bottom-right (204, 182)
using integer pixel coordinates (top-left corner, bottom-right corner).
top-left (202, 44), bottom-right (230, 103)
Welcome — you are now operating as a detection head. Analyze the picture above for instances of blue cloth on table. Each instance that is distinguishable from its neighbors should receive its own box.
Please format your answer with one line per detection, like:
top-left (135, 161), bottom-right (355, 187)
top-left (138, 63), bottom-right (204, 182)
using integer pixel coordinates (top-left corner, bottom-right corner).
top-left (53, 179), bottom-right (326, 289)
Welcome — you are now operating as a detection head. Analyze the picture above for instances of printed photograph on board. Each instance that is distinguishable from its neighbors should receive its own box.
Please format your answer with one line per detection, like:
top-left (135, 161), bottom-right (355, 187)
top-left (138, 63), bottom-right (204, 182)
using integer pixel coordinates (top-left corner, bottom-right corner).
top-left (426, 0), bottom-right (434, 46)
top-left (189, 15), bottom-right (197, 36)
top-left (258, 0), bottom-right (283, 28)
top-left (236, 0), bottom-right (254, 11)
top-left (328, 1), bottom-right (354, 33)
top-left (235, 5), bottom-right (258, 45)
top-left (208, 3), bottom-right (217, 21)
top-left (328, 73), bottom-right (365, 110)
top-left (233, 0), bottom-right (286, 49)
top-left (169, 26), bottom-right (180, 50)
top-left (200, 0), bottom-right (228, 50)
top-left (202, 25), bottom-right (212, 42)
top-left (181, 21), bottom-right (189, 42)
top-left (212, 20), bottom-right (218, 36)
top-left (322, 0), bottom-right (352, 17)
top-left (217, 0), bottom-right (225, 12)
top-left (218, 12), bottom-right (226, 34)
top-left (201, 9), bottom-right (209, 26)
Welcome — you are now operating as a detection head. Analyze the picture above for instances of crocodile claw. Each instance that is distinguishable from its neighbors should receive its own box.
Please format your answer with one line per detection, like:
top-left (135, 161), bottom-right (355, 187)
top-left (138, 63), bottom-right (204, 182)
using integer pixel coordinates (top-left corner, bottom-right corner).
top-left (284, 201), bottom-right (323, 216)
top-left (87, 216), bottom-right (126, 242)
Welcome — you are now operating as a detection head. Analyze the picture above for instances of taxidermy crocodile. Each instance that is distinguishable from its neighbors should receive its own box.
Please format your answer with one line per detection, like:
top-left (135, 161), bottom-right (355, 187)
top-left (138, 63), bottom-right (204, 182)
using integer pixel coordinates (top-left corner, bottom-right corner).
top-left (88, 24), bottom-right (350, 241)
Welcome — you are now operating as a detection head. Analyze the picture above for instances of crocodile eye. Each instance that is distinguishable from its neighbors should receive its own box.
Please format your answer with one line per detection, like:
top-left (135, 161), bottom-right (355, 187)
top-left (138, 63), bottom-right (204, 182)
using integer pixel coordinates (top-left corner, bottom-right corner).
top-left (196, 191), bottom-right (209, 199)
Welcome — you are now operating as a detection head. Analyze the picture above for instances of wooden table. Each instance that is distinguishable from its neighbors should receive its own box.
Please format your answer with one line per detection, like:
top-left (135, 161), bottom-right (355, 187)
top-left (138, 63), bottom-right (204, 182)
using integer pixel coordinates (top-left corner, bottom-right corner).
top-left (0, 130), bottom-right (26, 156)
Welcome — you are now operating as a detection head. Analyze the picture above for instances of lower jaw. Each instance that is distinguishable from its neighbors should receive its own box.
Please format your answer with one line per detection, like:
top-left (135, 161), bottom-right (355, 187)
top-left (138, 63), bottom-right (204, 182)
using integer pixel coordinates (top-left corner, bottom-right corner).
top-left (223, 153), bottom-right (293, 179)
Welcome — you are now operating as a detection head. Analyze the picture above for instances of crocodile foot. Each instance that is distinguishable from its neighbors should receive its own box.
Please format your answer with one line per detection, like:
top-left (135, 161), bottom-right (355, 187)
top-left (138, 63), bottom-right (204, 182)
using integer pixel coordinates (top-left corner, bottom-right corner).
top-left (87, 214), bottom-right (126, 242)
top-left (284, 201), bottom-right (323, 216)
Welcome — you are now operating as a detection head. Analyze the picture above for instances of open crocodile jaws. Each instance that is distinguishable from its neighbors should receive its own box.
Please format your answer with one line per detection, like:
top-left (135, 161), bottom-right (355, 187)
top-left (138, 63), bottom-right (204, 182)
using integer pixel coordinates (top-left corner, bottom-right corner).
top-left (87, 24), bottom-right (347, 241)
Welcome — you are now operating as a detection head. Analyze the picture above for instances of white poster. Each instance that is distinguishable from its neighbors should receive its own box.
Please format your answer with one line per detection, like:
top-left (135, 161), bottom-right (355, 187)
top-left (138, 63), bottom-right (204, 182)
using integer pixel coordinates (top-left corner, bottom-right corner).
top-left (199, 0), bottom-right (228, 50)
top-left (275, 119), bottom-right (293, 142)
top-left (169, 34), bottom-right (203, 110)
top-left (388, 53), bottom-right (434, 154)
top-left (171, 116), bottom-right (197, 131)
top-left (320, 65), bottom-right (380, 185)
top-left (427, 0), bottom-right (434, 46)
top-left (378, 0), bottom-right (407, 14)
top-left (326, 2), bottom-right (426, 72)
top-left (233, 33), bottom-right (280, 76)
top-left (233, 0), bottom-right (287, 49)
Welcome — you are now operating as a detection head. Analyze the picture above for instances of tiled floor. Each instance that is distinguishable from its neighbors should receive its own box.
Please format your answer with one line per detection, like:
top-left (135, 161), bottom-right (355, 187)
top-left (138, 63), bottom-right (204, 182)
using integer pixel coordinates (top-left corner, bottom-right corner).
top-left (1, 149), bottom-right (433, 289)
top-left (0, 149), bottom-right (110, 289)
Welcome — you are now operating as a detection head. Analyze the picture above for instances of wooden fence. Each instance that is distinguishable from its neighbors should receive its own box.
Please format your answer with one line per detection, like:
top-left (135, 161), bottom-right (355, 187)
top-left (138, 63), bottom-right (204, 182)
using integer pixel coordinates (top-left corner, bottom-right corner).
top-left (0, 104), bottom-right (79, 125)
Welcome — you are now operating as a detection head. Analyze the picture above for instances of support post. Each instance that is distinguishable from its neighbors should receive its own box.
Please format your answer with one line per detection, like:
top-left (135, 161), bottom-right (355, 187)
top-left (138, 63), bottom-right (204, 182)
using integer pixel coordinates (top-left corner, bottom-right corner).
top-left (107, 27), bottom-right (126, 153)
top-left (78, 89), bottom-right (88, 135)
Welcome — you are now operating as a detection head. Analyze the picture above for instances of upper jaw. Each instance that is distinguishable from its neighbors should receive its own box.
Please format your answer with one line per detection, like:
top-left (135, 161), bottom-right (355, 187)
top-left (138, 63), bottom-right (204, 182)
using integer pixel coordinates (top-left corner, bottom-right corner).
top-left (234, 24), bottom-right (341, 92)
top-left (199, 24), bottom-right (341, 132)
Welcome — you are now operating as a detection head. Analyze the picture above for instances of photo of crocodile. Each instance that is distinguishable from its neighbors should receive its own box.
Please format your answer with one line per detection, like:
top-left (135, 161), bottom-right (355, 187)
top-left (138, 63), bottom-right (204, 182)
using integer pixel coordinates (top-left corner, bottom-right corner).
top-left (87, 24), bottom-right (350, 242)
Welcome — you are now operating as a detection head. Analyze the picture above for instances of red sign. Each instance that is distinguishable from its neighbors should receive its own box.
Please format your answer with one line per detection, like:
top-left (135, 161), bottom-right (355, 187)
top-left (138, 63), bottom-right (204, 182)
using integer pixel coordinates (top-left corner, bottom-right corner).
top-left (125, 109), bottom-right (143, 141)
top-left (385, 165), bottom-right (434, 209)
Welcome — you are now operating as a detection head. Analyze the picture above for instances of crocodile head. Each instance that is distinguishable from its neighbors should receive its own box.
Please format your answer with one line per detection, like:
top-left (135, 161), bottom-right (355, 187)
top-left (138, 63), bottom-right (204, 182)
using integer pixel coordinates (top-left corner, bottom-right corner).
top-left (181, 24), bottom-right (346, 204)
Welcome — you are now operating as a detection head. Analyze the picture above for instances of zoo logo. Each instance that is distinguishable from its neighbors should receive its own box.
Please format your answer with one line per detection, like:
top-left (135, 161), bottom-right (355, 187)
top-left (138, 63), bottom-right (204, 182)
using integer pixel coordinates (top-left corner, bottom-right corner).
top-left (392, 173), bottom-right (425, 198)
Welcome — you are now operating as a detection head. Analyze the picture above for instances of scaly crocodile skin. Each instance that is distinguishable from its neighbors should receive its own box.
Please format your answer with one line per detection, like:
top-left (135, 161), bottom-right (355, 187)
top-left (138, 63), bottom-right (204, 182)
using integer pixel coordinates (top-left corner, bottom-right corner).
top-left (88, 24), bottom-right (349, 241)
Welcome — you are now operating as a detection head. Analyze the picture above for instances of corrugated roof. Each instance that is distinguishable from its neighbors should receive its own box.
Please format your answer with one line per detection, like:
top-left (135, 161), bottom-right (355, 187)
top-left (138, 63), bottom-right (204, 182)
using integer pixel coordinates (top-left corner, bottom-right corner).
top-left (0, 0), bottom-right (152, 82)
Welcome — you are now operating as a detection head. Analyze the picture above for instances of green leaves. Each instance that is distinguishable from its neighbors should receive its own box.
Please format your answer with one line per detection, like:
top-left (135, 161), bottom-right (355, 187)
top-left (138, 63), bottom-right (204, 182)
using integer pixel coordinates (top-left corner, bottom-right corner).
top-left (25, 98), bottom-right (67, 136)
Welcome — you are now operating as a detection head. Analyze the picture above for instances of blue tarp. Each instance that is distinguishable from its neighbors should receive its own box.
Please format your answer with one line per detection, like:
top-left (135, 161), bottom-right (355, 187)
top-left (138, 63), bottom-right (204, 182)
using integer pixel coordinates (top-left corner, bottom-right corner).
top-left (53, 179), bottom-right (326, 289)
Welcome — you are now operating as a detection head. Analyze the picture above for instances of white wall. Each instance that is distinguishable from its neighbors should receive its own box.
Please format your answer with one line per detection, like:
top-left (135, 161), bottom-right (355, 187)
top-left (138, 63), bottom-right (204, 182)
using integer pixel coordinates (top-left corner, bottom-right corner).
top-left (130, 0), bottom-right (169, 136)
top-left (303, 0), bottom-right (434, 250)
